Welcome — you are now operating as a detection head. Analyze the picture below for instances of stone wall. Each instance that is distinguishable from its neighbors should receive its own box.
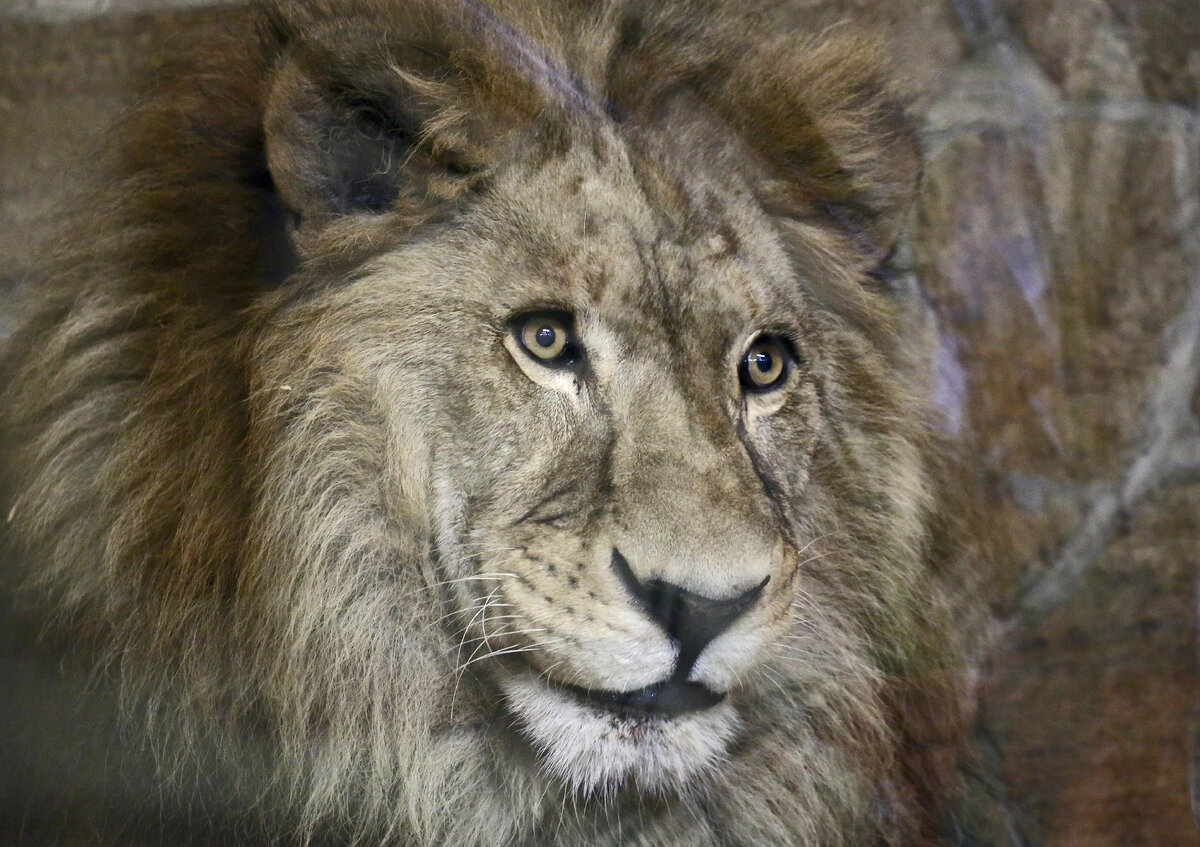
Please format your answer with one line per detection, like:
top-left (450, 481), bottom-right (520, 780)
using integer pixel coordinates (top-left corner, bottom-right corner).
top-left (1, 1), bottom-right (1197, 844)
top-left (915, 4), bottom-right (1200, 844)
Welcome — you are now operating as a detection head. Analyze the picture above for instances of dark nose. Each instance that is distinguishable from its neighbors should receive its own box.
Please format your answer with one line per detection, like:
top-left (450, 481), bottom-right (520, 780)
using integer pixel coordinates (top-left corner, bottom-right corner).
top-left (612, 549), bottom-right (768, 679)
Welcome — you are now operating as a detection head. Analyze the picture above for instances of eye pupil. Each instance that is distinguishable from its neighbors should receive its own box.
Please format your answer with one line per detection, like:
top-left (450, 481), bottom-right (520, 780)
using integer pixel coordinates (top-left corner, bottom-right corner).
top-left (515, 312), bottom-right (575, 366)
top-left (739, 335), bottom-right (792, 393)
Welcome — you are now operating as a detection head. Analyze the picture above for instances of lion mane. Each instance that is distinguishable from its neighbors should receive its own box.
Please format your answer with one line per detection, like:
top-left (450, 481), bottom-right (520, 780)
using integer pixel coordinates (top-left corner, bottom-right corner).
top-left (1, 1), bottom-right (968, 844)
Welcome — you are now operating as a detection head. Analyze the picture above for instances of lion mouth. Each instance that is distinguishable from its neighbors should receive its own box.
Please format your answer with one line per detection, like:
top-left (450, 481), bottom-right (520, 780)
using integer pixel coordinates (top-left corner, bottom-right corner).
top-left (554, 679), bottom-right (725, 716)
top-left (501, 671), bottom-right (738, 793)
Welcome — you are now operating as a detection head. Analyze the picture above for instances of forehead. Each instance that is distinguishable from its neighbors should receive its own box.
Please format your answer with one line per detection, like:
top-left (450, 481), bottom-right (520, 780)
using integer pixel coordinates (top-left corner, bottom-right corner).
top-left (460, 127), bottom-right (801, 337)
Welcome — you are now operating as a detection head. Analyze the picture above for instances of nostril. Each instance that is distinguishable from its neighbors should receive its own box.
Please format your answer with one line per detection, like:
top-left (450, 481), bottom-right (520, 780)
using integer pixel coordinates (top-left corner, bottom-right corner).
top-left (611, 549), bottom-right (768, 679)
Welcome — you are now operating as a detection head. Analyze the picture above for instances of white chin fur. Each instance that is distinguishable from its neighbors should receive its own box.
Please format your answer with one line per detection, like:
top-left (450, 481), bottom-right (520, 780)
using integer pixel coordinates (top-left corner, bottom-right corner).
top-left (501, 673), bottom-right (738, 798)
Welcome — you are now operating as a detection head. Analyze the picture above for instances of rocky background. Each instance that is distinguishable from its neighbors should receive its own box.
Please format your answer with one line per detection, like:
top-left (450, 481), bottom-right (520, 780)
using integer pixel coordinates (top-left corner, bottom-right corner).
top-left (1, 1), bottom-right (1198, 845)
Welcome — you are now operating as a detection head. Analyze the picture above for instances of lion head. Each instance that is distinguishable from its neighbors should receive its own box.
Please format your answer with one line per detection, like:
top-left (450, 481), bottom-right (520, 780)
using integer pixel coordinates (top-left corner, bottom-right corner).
top-left (1, 1), bottom-right (965, 844)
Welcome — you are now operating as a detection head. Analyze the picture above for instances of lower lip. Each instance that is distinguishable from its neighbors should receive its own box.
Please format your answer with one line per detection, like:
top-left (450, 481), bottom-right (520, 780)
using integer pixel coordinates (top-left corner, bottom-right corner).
top-left (554, 679), bottom-right (726, 716)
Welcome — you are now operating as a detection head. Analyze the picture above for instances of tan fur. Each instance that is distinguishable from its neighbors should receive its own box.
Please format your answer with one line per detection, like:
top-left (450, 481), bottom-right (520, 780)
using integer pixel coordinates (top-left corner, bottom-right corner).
top-left (1, 1), bottom-right (966, 844)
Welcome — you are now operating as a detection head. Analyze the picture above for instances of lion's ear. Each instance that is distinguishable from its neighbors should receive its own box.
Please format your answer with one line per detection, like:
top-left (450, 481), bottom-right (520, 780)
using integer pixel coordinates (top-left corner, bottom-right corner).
top-left (264, 53), bottom-right (482, 252)
top-left (712, 34), bottom-right (920, 269)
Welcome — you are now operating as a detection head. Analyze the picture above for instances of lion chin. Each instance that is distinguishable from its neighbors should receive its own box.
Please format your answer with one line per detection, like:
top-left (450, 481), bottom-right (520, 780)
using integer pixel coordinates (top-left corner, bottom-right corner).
top-left (500, 672), bottom-right (739, 797)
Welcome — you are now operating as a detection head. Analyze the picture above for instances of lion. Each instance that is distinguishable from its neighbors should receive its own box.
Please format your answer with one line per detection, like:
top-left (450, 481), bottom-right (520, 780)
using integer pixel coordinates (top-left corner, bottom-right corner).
top-left (0, 0), bottom-right (969, 844)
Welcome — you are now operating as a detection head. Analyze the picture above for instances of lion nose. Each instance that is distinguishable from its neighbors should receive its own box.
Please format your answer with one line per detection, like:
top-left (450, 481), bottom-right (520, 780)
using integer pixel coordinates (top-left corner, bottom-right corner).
top-left (612, 549), bottom-right (768, 679)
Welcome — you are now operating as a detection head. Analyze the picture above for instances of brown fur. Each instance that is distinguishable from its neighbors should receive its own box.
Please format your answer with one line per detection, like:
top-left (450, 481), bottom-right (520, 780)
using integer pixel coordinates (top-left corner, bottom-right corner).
top-left (1, 1), bottom-right (967, 844)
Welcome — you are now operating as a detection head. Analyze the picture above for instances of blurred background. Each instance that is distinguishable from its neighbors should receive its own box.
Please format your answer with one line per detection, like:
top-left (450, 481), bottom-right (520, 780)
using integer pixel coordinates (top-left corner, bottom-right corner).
top-left (1, 0), bottom-right (1197, 844)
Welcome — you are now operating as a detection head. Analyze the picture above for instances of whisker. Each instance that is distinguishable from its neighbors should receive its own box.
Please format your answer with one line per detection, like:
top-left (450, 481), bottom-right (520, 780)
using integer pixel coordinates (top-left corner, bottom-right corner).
top-left (437, 572), bottom-right (519, 585)
top-left (456, 643), bottom-right (543, 671)
top-left (455, 585), bottom-right (502, 664)
top-left (455, 589), bottom-right (508, 669)
top-left (381, 571), bottom-right (518, 607)
top-left (758, 664), bottom-right (791, 700)
top-left (432, 601), bottom-right (514, 628)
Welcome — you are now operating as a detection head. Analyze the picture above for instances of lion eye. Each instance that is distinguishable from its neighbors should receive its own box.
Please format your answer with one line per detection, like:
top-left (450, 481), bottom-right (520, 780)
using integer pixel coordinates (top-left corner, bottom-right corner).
top-left (515, 313), bottom-right (577, 366)
top-left (739, 335), bottom-right (792, 393)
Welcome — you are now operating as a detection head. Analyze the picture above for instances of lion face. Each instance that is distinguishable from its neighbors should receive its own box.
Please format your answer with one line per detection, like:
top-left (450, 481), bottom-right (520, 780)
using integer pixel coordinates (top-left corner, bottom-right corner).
top-left (2, 1), bottom-right (963, 843)
top-left (254, 135), bottom-right (829, 795)
top-left (429, 153), bottom-right (824, 795)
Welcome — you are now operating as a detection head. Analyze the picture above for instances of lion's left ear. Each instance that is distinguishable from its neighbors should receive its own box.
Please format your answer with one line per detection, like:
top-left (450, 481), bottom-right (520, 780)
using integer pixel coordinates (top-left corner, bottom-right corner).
top-left (711, 34), bottom-right (920, 269)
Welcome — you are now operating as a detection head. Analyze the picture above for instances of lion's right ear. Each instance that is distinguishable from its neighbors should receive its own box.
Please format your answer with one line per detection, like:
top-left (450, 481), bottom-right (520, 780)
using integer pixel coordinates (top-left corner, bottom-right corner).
top-left (263, 54), bottom-right (484, 256)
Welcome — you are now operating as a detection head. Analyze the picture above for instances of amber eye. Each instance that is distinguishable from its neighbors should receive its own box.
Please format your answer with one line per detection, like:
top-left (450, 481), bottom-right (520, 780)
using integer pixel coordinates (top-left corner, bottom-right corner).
top-left (739, 335), bottom-right (792, 393)
top-left (514, 312), bottom-right (578, 367)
